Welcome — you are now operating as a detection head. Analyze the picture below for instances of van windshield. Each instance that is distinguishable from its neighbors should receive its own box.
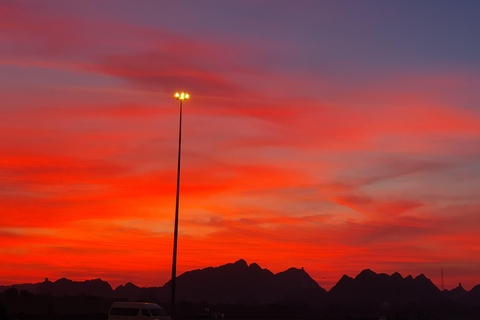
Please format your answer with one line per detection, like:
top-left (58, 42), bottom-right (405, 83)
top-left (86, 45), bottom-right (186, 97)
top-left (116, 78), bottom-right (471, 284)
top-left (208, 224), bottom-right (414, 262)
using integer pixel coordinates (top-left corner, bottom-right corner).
top-left (150, 308), bottom-right (168, 316)
top-left (110, 308), bottom-right (140, 316)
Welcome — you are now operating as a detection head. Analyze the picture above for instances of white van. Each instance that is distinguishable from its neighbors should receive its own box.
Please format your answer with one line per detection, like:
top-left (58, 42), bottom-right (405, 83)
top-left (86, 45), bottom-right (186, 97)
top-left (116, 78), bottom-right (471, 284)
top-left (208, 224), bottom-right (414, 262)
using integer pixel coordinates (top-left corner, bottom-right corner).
top-left (108, 302), bottom-right (171, 320)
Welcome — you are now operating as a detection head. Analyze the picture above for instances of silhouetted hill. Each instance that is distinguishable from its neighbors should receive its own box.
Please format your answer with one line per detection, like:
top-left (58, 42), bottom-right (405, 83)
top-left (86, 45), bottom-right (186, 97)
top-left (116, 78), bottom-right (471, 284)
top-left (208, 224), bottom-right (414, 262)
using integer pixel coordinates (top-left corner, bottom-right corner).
top-left (114, 282), bottom-right (162, 302)
top-left (36, 278), bottom-right (114, 297)
top-left (161, 259), bottom-right (326, 305)
top-left (329, 268), bottom-right (441, 307)
top-left (2, 260), bottom-right (480, 318)
top-left (272, 267), bottom-right (327, 306)
top-left (469, 284), bottom-right (480, 297)
top-left (275, 267), bottom-right (319, 288)
top-left (0, 286), bottom-right (113, 316)
top-left (444, 283), bottom-right (468, 301)
top-left (466, 284), bottom-right (480, 306)
top-left (113, 282), bottom-right (143, 300)
top-left (0, 282), bottom-right (40, 296)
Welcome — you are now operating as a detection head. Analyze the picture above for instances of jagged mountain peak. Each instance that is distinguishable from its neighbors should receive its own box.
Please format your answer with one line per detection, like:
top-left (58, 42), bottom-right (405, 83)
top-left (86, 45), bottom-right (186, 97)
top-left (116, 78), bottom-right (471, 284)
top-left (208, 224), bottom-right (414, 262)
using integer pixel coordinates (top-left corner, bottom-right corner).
top-left (115, 282), bottom-right (139, 289)
top-left (470, 284), bottom-right (480, 294)
top-left (451, 283), bottom-right (467, 293)
top-left (275, 267), bottom-right (319, 288)
top-left (339, 274), bottom-right (354, 281)
top-left (161, 260), bottom-right (325, 304)
top-left (234, 259), bottom-right (248, 267)
top-left (249, 262), bottom-right (261, 270)
top-left (35, 276), bottom-right (113, 297)
top-left (276, 267), bottom-right (311, 279)
top-left (328, 274), bottom-right (353, 294)
top-left (355, 269), bottom-right (378, 281)
top-left (413, 274), bottom-right (438, 290)
top-left (414, 273), bottom-right (428, 281)
top-left (358, 268), bottom-right (375, 275)
top-left (329, 268), bottom-right (443, 305)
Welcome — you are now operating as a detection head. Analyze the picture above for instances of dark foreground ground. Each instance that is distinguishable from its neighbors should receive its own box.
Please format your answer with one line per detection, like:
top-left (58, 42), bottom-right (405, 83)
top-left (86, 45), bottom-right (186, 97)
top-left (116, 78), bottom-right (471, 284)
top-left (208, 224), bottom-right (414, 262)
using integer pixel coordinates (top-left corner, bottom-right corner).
top-left (1, 291), bottom-right (479, 320)
top-left (2, 303), bottom-right (480, 320)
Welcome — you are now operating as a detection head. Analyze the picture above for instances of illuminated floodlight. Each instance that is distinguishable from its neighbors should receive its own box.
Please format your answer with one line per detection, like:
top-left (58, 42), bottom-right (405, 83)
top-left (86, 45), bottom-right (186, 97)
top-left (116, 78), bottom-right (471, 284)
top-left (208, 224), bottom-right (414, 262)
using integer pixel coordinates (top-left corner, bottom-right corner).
top-left (171, 89), bottom-right (190, 314)
top-left (175, 92), bottom-right (190, 100)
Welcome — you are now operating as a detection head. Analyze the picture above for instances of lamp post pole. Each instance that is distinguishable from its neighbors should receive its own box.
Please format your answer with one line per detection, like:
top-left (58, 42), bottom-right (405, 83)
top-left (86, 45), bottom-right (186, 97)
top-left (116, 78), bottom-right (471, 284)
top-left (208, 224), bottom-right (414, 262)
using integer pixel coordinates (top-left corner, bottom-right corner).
top-left (171, 92), bottom-right (189, 316)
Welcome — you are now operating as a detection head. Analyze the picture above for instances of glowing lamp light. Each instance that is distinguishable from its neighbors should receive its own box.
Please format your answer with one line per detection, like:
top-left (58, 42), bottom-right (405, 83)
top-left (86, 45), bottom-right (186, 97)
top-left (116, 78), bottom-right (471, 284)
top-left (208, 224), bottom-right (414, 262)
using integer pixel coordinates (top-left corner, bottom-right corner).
top-left (175, 92), bottom-right (190, 100)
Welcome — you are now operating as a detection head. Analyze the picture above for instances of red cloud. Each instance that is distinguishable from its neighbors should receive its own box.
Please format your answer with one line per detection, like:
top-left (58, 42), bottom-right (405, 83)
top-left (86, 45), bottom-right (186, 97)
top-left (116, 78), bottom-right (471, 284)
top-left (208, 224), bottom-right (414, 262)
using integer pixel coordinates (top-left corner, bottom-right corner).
top-left (334, 194), bottom-right (424, 217)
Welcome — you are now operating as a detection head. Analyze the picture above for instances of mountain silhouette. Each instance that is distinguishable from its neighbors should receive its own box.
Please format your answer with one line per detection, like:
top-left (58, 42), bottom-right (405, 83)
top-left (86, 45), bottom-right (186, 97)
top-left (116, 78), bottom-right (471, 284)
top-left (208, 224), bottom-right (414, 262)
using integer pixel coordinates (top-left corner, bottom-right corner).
top-left (329, 268), bottom-right (441, 307)
top-left (36, 278), bottom-right (114, 297)
top-left (113, 282), bottom-right (144, 301)
top-left (161, 259), bottom-right (326, 305)
top-left (2, 260), bottom-right (480, 312)
top-left (114, 282), bottom-right (162, 302)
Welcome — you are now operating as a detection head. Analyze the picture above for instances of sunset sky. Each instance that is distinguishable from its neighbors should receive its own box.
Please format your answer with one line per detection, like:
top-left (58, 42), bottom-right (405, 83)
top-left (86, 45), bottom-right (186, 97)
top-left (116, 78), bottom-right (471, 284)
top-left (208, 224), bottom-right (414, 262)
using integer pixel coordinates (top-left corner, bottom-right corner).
top-left (1, 1), bottom-right (480, 291)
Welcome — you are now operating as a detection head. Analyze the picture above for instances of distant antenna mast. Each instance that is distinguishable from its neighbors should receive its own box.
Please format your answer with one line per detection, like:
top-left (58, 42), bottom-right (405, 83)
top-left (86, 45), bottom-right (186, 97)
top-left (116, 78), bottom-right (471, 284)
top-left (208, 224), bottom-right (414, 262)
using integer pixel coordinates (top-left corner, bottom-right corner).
top-left (441, 267), bottom-right (444, 291)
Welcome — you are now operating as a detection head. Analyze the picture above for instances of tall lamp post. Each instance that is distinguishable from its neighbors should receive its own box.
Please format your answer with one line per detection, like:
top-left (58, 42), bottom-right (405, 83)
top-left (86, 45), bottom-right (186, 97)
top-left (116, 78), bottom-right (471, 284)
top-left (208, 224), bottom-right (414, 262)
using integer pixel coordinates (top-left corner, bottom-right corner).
top-left (171, 92), bottom-right (189, 315)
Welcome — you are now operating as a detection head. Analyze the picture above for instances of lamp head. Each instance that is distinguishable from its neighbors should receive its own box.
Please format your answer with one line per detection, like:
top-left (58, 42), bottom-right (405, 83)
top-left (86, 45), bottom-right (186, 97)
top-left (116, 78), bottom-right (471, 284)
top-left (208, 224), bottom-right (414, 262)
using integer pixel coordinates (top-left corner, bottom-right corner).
top-left (175, 92), bottom-right (190, 100)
